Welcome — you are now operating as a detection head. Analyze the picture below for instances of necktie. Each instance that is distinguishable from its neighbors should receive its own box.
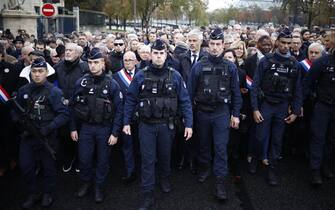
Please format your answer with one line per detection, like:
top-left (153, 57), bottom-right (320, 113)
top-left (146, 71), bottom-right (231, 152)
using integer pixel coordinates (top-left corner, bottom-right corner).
top-left (127, 71), bottom-right (133, 80)
top-left (192, 54), bottom-right (197, 66)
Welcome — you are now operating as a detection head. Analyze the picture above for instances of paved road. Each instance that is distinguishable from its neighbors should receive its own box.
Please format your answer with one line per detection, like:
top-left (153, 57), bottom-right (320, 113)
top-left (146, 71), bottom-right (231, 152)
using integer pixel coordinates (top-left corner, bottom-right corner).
top-left (1, 146), bottom-right (335, 210)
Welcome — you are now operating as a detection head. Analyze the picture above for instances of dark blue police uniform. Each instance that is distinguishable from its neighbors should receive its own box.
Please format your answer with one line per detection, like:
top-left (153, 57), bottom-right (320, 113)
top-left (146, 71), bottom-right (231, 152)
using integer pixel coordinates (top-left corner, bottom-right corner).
top-left (188, 52), bottom-right (242, 190)
top-left (250, 48), bottom-right (303, 185)
top-left (306, 52), bottom-right (335, 184)
top-left (187, 29), bottom-right (242, 200)
top-left (124, 63), bottom-right (192, 188)
top-left (123, 40), bottom-right (193, 210)
top-left (70, 48), bottom-right (123, 202)
top-left (14, 58), bottom-right (69, 208)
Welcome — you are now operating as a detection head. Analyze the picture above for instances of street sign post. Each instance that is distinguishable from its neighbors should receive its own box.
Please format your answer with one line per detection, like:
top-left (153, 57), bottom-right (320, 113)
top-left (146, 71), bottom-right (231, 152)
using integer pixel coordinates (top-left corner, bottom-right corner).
top-left (41, 3), bottom-right (57, 17)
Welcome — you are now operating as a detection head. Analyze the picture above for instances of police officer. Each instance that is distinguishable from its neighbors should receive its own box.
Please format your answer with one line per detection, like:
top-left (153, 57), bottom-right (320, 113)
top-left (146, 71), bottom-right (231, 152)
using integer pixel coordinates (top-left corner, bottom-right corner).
top-left (14, 57), bottom-right (69, 209)
top-left (250, 28), bottom-right (303, 186)
top-left (112, 51), bottom-right (138, 184)
top-left (123, 40), bottom-right (193, 210)
top-left (70, 48), bottom-right (123, 203)
top-left (187, 28), bottom-right (242, 201)
top-left (307, 33), bottom-right (335, 185)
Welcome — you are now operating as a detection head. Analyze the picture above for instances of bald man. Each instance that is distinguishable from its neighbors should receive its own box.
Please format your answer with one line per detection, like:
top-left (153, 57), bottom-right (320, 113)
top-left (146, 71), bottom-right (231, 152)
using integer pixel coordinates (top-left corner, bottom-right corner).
top-left (112, 51), bottom-right (138, 184)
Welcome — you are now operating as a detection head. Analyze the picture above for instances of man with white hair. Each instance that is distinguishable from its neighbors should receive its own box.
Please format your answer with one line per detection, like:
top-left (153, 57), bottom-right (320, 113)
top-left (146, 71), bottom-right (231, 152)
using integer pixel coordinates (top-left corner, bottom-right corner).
top-left (113, 51), bottom-right (138, 184)
top-left (15, 45), bottom-right (34, 76)
top-left (54, 43), bottom-right (89, 173)
top-left (175, 29), bottom-right (206, 174)
top-left (105, 34), bottom-right (116, 52)
top-left (137, 44), bottom-right (151, 69)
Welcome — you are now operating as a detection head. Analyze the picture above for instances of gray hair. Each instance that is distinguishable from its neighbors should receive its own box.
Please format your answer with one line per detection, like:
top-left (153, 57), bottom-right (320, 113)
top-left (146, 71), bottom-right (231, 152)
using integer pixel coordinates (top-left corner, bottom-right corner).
top-left (65, 43), bottom-right (83, 55)
top-left (308, 42), bottom-right (325, 54)
top-left (138, 44), bottom-right (151, 53)
top-left (187, 29), bottom-right (203, 41)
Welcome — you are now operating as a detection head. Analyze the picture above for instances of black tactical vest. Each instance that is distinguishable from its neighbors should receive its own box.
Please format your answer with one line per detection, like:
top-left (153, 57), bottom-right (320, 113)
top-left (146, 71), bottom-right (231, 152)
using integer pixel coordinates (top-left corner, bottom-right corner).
top-left (73, 74), bottom-right (115, 124)
top-left (260, 54), bottom-right (298, 103)
top-left (26, 84), bottom-right (55, 123)
top-left (194, 57), bottom-right (232, 112)
top-left (316, 55), bottom-right (335, 105)
top-left (138, 66), bottom-right (178, 123)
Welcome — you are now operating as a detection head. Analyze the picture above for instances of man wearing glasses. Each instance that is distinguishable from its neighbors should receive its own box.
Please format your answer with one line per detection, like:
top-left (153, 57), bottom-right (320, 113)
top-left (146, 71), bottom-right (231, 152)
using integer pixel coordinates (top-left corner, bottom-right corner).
top-left (113, 51), bottom-right (138, 184)
top-left (109, 38), bottom-right (126, 73)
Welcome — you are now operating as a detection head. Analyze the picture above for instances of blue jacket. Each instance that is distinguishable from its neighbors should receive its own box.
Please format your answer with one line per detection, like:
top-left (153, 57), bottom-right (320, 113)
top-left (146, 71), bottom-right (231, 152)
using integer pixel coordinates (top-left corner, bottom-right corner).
top-left (250, 52), bottom-right (303, 115)
top-left (112, 68), bottom-right (139, 97)
top-left (16, 81), bottom-right (70, 129)
top-left (123, 63), bottom-right (193, 128)
top-left (187, 54), bottom-right (242, 118)
top-left (305, 53), bottom-right (335, 102)
top-left (70, 72), bottom-right (123, 136)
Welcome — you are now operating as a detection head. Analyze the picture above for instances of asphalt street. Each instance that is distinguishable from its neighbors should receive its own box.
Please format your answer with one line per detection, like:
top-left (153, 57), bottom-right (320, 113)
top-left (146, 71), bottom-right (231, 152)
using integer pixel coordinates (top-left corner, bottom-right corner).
top-left (1, 146), bottom-right (335, 210)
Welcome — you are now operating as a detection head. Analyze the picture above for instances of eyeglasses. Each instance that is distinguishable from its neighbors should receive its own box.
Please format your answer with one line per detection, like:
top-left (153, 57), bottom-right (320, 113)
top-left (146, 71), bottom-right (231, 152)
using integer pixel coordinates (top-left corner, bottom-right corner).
top-left (114, 43), bottom-right (124, 46)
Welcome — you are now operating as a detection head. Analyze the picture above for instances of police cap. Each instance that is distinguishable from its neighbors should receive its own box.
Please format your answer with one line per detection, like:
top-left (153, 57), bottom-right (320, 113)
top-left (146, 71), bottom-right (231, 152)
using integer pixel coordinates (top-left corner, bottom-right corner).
top-left (151, 39), bottom-right (166, 50)
top-left (88, 47), bottom-right (103, 60)
top-left (210, 28), bottom-right (224, 40)
top-left (278, 28), bottom-right (292, 39)
top-left (31, 57), bottom-right (47, 69)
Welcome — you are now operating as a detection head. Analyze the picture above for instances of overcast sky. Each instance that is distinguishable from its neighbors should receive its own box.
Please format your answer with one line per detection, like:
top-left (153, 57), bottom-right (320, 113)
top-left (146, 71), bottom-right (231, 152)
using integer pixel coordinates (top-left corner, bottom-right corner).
top-left (207, 0), bottom-right (238, 11)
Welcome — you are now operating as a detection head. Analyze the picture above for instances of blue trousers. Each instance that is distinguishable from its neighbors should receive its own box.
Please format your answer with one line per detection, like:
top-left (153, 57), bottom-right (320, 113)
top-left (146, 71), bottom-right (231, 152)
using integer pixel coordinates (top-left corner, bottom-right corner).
top-left (121, 133), bottom-right (135, 176)
top-left (196, 106), bottom-right (230, 177)
top-left (254, 101), bottom-right (289, 166)
top-left (78, 123), bottom-right (111, 186)
top-left (310, 102), bottom-right (335, 170)
top-left (20, 138), bottom-right (57, 193)
top-left (138, 122), bottom-right (174, 192)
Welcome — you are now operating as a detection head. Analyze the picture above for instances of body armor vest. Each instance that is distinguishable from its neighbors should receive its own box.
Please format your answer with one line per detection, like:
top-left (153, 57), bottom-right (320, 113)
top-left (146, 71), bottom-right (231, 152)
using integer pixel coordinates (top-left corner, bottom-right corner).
top-left (138, 67), bottom-right (178, 123)
top-left (316, 55), bottom-right (335, 105)
top-left (26, 85), bottom-right (55, 123)
top-left (194, 57), bottom-right (232, 112)
top-left (260, 54), bottom-right (298, 103)
top-left (73, 74), bottom-right (114, 124)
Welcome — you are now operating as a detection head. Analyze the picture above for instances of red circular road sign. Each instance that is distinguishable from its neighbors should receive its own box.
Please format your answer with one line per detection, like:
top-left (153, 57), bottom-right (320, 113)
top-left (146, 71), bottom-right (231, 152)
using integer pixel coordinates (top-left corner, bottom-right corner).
top-left (41, 3), bottom-right (56, 17)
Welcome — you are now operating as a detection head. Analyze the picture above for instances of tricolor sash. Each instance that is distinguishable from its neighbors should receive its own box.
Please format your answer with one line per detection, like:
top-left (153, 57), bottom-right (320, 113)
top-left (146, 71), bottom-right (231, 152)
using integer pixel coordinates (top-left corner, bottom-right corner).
top-left (246, 75), bottom-right (253, 89)
top-left (118, 69), bottom-right (132, 87)
top-left (300, 59), bottom-right (312, 72)
top-left (0, 85), bottom-right (10, 103)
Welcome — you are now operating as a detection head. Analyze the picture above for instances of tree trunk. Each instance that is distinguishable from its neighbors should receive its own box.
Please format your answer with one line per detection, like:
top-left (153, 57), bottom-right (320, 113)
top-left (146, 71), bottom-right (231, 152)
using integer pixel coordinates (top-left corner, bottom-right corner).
top-left (123, 19), bottom-right (127, 31)
top-left (308, 11), bottom-right (313, 29)
top-left (109, 16), bottom-right (112, 30)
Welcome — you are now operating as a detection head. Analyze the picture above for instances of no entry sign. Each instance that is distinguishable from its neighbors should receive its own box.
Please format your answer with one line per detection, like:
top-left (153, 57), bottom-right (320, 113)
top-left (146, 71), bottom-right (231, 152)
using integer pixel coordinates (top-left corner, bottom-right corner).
top-left (41, 3), bottom-right (57, 17)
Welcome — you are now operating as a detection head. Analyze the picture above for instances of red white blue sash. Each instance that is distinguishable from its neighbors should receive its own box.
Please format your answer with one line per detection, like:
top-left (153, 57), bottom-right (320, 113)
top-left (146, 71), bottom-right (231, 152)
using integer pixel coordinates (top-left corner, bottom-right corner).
top-left (0, 85), bottom-right (10, 103)
top-left (300, 59), bottom-right (312, 72)
top-left (246, 75), bottom-right (253, 89)
top-left (118, 69), bottom-right (132, 87)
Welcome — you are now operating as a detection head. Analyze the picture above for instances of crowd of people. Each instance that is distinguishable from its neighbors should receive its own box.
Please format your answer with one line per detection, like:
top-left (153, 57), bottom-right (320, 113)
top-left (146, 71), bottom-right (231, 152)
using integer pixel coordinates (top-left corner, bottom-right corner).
top-left (0, 23), bottom-right (335, 209)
